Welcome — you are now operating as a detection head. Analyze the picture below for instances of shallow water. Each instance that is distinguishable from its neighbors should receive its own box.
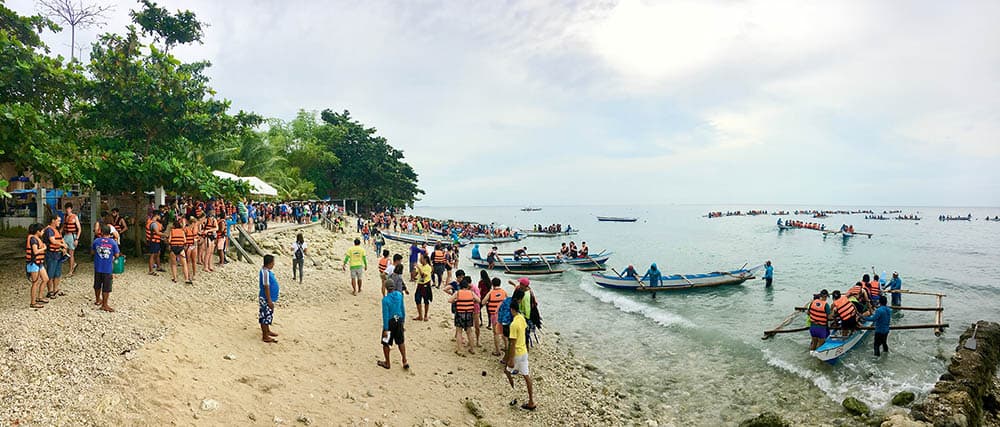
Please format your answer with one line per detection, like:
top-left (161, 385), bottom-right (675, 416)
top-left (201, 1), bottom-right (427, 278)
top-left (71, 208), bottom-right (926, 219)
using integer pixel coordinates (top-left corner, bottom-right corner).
top-left (408, 205), bottom-right (1000, 424)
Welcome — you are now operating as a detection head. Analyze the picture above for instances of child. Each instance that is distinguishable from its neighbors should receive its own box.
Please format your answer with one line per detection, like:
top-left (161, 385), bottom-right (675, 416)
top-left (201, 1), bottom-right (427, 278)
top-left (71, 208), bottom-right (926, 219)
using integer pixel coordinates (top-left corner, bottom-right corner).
top-left (91, 225), bottom-right (120, 312)
top-left (258, 254), bottom-right (280, 343)
top-left (379, 268), bottom-right (409, 370)
top-left (378, 249), bottom-right (390, 295)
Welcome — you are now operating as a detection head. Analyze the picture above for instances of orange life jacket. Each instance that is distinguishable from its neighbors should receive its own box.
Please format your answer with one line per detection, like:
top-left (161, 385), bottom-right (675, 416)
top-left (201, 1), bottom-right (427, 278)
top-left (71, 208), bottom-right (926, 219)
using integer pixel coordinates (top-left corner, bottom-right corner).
top-left (169, 228), bottom-right (187, 246)
top-left (866, 280), bottom-right (880, 298)
top-left (808, 299), bottom-right (828, 325)
top-left (833, 296), bottom-right (856, 321)
top-left (146, 220), bottom-right (161, 243)
top-left (63, 213), bottom-right (79, 234)
top-left (455, 289), bottom-right (476, 313)
top-left (433, 249), bottom-right (446, 264)
top-left (44, 226), bottom-right (63, 252)
top-left (378, 257), bottom-right (389, 273)
top-left (25, 236), bottom-right (44, 264)
top-left (487, 288), bottom-right (508, 313)
top-left (847, 284), bottom-right (865, 298)
top-left (184, 226), bottom-right (196, 246)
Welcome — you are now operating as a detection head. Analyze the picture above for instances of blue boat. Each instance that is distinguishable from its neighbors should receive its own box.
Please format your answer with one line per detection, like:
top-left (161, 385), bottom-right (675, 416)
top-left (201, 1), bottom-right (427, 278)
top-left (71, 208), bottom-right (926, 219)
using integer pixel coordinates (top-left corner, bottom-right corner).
top-left (471, 250), bottom-right (612, 272)
top-left (381, 231), bottom-right (470, 247)
top-left (591, 266), bottom-right (760, 291)
top-left (810, 319), bottom-right (874, 364)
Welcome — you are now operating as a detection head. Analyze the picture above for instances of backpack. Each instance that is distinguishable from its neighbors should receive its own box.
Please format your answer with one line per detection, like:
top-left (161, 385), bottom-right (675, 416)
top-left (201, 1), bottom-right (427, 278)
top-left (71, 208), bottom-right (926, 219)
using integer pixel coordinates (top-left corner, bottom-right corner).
top-left (497, 297), bottom-right (513, 326)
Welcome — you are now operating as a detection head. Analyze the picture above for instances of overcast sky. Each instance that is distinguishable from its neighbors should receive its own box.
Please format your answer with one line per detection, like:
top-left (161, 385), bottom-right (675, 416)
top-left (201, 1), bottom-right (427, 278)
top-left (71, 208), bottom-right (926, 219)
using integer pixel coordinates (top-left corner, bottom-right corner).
top-left (11, 0), bottom-right (1000, 206)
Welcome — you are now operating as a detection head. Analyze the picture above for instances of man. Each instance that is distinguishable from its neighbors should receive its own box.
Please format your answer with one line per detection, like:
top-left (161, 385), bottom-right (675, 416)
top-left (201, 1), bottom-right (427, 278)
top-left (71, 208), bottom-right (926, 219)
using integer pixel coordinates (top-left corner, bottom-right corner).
top-left (482, 277), bottom-right (508, 357)
top-left (505, 293), bottom-right (537, 411)
top-left (110, 207), bottom-right (128, 237)
top-left (42, 216), bottom-right (66, 299)
top-left (861, 296), bottom-right (892, 356)
top-left (486, 246), bottom-right (498, 269)
top-left (887, 272), bottom-right (903, 307)
top-left (342, 238), bottom-right (367, 295)
top-left (60, 203), bottom-right (81, 276)
top-left (91, 225), bottom-right (120, 312)
top-left (864, 274), bottom-right (881, 307)
top-left (762, 260), bottom-right (774, 288)
top-left (379, 268), bottom-right (409, 370)
top-left (807, 290), bottom-right (830, 350)
top-left (512, 247), bottom-right (527, 261)
top-left (146, 212), bottom-right (163, 275)
top-left (377, 249), bottom-right (391, 296)
top-left (413, 254), bottom-right (433, 321)
top-left (448, 278), bottom-right (478, 354)
top-left (408, 243), bottom-right (422, 281)
top-left (831, 290), bottom-right (857, 337)
top-left (431, 244), bottom-right (447, 288)
top-left (258, 254), bottom-right (280, 343)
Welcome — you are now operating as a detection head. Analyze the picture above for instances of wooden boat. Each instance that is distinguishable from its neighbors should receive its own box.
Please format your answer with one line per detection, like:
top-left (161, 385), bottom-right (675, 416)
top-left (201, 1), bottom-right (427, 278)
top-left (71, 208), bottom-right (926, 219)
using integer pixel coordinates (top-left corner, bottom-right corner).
top-left (521, 207), bottom-right (542, 212)
top-left (597, 216), bottom-right (637, 222)
top-left (810, 320), bottom-right (873, 364)
top-left (591, 265), bottom-right (760, 291)
top-left (524, 230), bottom-right (578, 237)
top-left (381, 231), bottom-right (470, 247)
top-left (467, 233), bottom-right (525, 244)
top-left (471, 251), bottom-right (612, 272)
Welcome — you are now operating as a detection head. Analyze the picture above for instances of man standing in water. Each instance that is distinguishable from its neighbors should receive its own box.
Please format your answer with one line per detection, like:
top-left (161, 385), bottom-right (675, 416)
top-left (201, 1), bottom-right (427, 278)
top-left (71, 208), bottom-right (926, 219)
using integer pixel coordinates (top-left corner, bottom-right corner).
top-left (342, 238), bottom-right (367, 295)
top-left (887, 272), bottom-right (902, 307)
top-left (861, 296), bottom-right (892, 356)
top-left (762, 260), bottom-right (773, 288)
top-left (807, 290), bottom-right (830, 350)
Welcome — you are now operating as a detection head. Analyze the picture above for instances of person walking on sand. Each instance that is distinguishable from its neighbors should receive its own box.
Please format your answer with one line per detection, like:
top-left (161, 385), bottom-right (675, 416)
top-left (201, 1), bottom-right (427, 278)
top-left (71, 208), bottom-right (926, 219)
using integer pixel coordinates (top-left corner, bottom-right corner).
top-left (378, 249), bottom-right (391, 295)
top-left (291, 233), bottom-right (307, 283)
top-left (42, 215), bottom-right (66, 299)
top-left (343, 238), bottom-right (368, 295)
top-left (146, 212), bottom-right (164, 276)
top-left (379, 271), bottom-right (409, 370)
top-left (26, 224), bottom-right (49, 309)
top-left (762, 260), bottom-right (774, 288)
top-left (449, 277), bottom-right (478, 354)
top-left (504, 293), bottom-right (537, 411)
top-left (258, 254), bottom-right (280, 343)
top-left (413, 254), bottom-right (433, 321)
top-left (482, 277), bottom-right (508, 356)
top-left (60, 203), bottom-right (81, 277)
top-left (91, 225), bottom-right (120, 312)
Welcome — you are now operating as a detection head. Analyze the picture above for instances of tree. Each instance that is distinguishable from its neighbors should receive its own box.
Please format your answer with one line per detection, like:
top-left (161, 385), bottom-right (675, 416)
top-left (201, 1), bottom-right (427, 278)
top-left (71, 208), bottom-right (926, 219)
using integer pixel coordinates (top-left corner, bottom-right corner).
top-left (129, 0), bottom-right (203, 51)
top-left (36, 0), bottom-right (113, 62)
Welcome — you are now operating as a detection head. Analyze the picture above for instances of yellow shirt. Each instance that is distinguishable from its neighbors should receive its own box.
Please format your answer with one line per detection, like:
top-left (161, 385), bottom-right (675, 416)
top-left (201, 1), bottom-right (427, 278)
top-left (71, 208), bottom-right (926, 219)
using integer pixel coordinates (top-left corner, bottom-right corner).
top-left (418, 264), bottom-right (432, 285)
top-left (344, 245), bottom-right (367, 269)
top-left (509, 314), bottom-right (528, 356)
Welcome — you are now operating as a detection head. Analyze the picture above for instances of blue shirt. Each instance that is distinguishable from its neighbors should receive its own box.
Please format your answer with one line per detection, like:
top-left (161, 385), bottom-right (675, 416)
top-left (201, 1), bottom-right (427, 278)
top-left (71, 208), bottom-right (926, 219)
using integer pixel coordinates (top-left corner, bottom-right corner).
top-left (862, 305), bottom-right (892, 334)
top-left (409, 245), bottom-right (421, 263)
top-left (642, 269), bottom-right (661, 286)
top-left (91, 237), bottom-right (119, 274)
top-left (888, 277), bottom-right (902, 290)
top-left (381, 291), bottom-right (405, 330)
top-left (471, 245), bottom-right (481, 260)
top-left (764, 265), bottom-right (773, 279)
top-left (258, 268), bottom-right (280, 302)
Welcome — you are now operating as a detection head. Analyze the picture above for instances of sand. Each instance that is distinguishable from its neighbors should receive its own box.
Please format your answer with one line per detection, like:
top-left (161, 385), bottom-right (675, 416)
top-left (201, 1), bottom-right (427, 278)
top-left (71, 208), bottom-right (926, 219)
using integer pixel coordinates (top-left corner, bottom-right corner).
top-left (0, 219), bottom-right (647, 426)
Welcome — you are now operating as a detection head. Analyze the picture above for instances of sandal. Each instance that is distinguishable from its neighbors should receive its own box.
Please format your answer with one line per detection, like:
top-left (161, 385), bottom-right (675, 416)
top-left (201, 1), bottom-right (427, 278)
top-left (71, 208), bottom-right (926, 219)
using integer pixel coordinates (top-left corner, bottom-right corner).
top-left (57, 291), bottom-right (66, 296)
top-left (30, 303), bottom-right (44, 309)
top-left (376, 360), bottom-right (390, 370)
top-left (36, 299), bottom-right (49, 304)
top-left (403, 363), bottom-right (410, 370)
top-left (520, 403), bottom-right (537, 411)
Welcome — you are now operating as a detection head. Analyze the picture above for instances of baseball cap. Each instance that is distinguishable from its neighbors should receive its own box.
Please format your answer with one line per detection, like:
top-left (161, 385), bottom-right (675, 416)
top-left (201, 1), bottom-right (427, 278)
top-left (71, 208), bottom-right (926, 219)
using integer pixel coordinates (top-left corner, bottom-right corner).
top-left (517, 277), bottom-right (531, 287)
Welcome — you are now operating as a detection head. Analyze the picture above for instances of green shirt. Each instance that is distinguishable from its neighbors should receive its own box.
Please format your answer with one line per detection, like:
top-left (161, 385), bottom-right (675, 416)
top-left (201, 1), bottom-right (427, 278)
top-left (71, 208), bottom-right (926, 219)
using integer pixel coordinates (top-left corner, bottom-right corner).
top-left (344, 245), bottom-right (367, 269)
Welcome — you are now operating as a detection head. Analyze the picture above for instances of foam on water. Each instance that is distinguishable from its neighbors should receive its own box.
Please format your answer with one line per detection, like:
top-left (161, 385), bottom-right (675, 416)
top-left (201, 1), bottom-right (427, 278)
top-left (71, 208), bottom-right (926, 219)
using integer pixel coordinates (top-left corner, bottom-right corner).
top-left (577, 277), bottom-right (694, 328)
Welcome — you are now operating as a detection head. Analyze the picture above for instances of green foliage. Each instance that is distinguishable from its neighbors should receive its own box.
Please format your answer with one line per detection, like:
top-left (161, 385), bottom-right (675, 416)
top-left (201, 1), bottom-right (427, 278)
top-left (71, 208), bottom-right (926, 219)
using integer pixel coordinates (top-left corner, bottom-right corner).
top-left (130, 0), bottom-right (203, 50)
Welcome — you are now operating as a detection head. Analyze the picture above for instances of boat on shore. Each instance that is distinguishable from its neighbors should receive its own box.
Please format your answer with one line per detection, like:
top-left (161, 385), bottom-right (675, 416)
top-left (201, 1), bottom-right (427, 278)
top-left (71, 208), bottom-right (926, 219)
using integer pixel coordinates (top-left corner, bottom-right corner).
top-left (471, 250), bottom-right (612, 272)
top-left (597, 216), bottom-right (638, 222)
top-left (591, 265), bottom-right (761, 291)
top-left (382, 231), bottom-right (470, 247)
top-left (810, 320), bottom-right (874, 363)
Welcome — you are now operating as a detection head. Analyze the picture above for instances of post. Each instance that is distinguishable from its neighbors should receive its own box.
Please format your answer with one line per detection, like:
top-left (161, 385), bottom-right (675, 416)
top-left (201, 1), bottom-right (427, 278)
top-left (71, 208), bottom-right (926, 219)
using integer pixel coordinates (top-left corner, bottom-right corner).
top-left (354, 199), bottom-right (358, 215)
top-left (154, 186), bottom-right (166, 207)
top-left (934, 295), bottom-right (944, 336)
top-left (36, 185), bottom-right (46, 223)
top-left (90, 190), bottom-right (100, 243)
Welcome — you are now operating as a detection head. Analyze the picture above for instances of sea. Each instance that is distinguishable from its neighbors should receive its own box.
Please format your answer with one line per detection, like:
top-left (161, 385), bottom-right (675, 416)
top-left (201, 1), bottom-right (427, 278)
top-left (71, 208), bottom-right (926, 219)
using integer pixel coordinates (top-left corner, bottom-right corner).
top-left (408, 205), bottom-right (1000, 425)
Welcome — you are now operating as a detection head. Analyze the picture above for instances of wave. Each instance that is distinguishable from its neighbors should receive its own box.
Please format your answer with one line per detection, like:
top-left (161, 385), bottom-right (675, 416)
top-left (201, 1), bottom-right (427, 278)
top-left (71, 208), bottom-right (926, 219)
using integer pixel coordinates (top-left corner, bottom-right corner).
top-left (577, 278), bottom-right (694, 328)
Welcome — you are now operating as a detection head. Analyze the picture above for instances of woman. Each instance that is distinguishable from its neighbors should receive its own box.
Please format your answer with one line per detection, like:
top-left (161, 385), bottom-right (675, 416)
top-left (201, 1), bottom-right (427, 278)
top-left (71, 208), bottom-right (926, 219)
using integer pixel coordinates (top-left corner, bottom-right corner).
top-left (26, 224), bottom-right (49, 308)
top-left (183, 216), bottom-right (199, 283)
top-left (291, 233), bottom-right (307, 283)
top-left (201, 214), bottom-right (216, 272)
top-left (168, 219), bottom-right (190, 283)
top-left (373, 229), bottom-right (385, 255)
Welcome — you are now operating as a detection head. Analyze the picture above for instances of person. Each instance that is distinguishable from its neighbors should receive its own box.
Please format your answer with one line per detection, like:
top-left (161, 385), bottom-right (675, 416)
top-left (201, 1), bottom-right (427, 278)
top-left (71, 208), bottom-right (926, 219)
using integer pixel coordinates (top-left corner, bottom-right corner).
top-left (621, 265), bottom-right (637, 278)
top-left (385, 263), bottom-right (407, 296)
top-left (25, 224), bottom-right (49, 309)
top-left (579, 241), bottom-right (589, 258)
top-left (146, 212), bottom-right (163, 276)
top-left (110, 207), bottom-right (128, 238)
top-left (373, 229), bottom-right (385, 256)
top-left (183, 216), bottom-right (198, 283)
top-left (448, 278), bottom-right (478, 354)
top-left (377, 249), bottom-right (391, 295)
top-left (832, 290), bottom-right (857, 337)
top-left (482, 277), bottom-right (508, 356)
top-left (391, 254), bottom-right (407, 294)
top-left (808, 290), bottom-right (830, 350)
top-left (201, 213), bottom-right (217, 272)
top-left (42, 216), bottom-right (66, 299)
top-left (866, 274), bottom-right (881, 306)
top-left (558, 243), bottom-right (569, 259)
top-left (408, 243), bottom-right (422, 281)
top-left (486, 246), bottom-right (498, 269)
top-left (167, 219), bottom-right (189, 284)
top-left (291, 233), bottom-right (307, 283)
top-left (513, 247), bottom-right (527, 261)
top-left (471, 244), bottom-right (481, 260)
top-left (216, 213), bottom-right (228, 267)
top-left (641, 263), bottom-right (661, 287)
top-left (379, 268), bottom-right (409, 370)
top-left (888, 272), bottom-right (902, 307)
top-left (861, 296), bottom-right (892, 356)
top-left (258, 254), bottom-right (280, 343)
top-left (61, 203), bottom-right (81, 277)
top-left (91, 225), bottom-right (120, 312)
top-left (762, 260), bottom-right (773, 288)
top-left (342, 238), bottom-right (367, 295)
top-left (413, 254), bottom-right (433, 321)
top-left (431, 244), bottom-right (448, 288)
top-left (505, 292), bottom-right (537, 411)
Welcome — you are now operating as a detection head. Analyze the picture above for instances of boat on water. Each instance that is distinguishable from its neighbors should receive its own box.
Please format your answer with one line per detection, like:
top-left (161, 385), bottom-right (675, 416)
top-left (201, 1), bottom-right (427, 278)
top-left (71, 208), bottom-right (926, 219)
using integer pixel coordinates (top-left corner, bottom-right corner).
top-left (467, 233), bottom-right (525, 244)
top-left (591, 265), bottom-right (761, 291)
top-left (471, 250), bottom-right (612, 272)
top-left (810, 320), bottom-right (874, 364)
top-left (523, 230), bottom-right (579, 237)
top-left (381, 231), bottom-right (470, 247)
top-left (521, 207), bottom-right (542, 212)
top-left (597, 216), bottom-right (638, 222)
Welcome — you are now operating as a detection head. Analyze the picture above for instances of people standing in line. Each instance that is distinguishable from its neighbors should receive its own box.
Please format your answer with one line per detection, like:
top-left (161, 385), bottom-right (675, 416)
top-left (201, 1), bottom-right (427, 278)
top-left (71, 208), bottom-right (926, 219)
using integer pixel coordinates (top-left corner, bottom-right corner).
top-left (167, 219), bottom-right (190, 284)
top-left (807, 290), bottom-right (830, 350)
top-left (343, 238), bottom-right (367, 295)
top-left (379, 267), bottom-right (408, 370)
top-left (291, 233), bottom-right (307, 284)
top-left (888, 272), bottom-right (902, 307)
top-left (25, 224), bottom-right (49, 309)
top-left (258, 254), bottom-right (280, 344)
top-left (42, 216), bottom-right (66, 299)
top-left (762, 261), bottom-right (773, 288)
top-left (91, 225), bottom-right (120, 312)
top-left (505, 291), bottom-right (537, 411)
top-left (60, 203), bottom-right (81, 277)
top-left (413, 254), bottom-right (433, 321)
top-left (448, 277), bottom-right (478, 355)
top-left (482, 277), bottom-right (508, 357)
top-left (861, 296), bottom-right (892, 356)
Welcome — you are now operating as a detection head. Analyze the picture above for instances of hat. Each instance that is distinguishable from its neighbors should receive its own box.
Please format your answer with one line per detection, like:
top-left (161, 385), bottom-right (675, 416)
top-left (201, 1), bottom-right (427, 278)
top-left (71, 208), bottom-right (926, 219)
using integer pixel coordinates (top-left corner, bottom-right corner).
top-left (517, 277), bottom-right (531, 287)
top-left (820, 289), bottom-right (829, 297)
top-left (893, 271), bottom-right (898, 276)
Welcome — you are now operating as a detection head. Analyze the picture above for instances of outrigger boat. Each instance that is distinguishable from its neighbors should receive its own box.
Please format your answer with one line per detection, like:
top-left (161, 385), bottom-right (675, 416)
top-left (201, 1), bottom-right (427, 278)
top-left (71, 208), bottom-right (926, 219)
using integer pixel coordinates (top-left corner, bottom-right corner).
top-left (471, 250), bottom-right (612, 273)
top-left (523, 230), bottom-right (579, 237)
top-left (810, 319), bottom-right (874, 362)
top-left (521, 207), bottom-right (542, 212)
top-left (591, 264), bottom-right (761, 293)
top-left (597, 216), bottom-right (638, 222)
top-left (467, 233), bottom-right (525, 244)
top-left (381, 231), bottom-right (470, 247)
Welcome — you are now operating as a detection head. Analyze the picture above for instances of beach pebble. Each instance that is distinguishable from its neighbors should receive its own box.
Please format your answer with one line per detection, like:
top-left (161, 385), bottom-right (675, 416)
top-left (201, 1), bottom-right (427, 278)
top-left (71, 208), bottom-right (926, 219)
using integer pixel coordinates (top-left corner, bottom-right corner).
top-left (296, 415), bottom-right (312, 425)
top-left (365, 390), bottom-right (374, 397)
top-left (200, 399), bottom-right (219, 411)
top-left (274, 416), bottom-right (285, 424)
top-left (224, 354), bottom-right (237, 360)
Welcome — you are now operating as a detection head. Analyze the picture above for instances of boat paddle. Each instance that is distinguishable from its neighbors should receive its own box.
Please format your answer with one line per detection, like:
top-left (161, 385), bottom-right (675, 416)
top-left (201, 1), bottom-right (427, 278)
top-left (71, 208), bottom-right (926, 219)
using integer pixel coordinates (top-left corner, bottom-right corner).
top-left (611, 267), bottom-right (645, 287)
top-left (965, 324), bottom-right (979, 350)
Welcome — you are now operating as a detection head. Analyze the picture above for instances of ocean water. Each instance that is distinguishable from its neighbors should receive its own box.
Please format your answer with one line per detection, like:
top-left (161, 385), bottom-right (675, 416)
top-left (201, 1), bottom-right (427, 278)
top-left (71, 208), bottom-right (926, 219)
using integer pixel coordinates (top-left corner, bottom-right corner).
top-left (408, 205), bottom-right (1000, 425)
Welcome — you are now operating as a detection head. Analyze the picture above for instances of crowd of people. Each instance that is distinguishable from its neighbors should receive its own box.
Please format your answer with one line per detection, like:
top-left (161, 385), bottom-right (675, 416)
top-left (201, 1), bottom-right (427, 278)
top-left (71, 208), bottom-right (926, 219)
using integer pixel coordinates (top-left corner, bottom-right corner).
top-left (776, 218), bottom-right (826, 230)
top-left (530, 224), bottom-right (572, 233)
top-left (805, 272), bottom-right (903, 356)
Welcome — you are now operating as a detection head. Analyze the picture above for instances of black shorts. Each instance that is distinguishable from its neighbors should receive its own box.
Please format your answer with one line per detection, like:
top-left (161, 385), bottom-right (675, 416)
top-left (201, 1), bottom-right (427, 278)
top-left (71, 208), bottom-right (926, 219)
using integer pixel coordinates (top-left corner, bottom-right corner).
top-left (841, 317), bottom-right (858, 330)
top-left (94, 272), bottom-right (113, 293)
top-left (454, 312), bottom-right (473, 328)
top-left (383, 318), bottom-right (405, 346)
top-left (415, 285), bottom-right (433, 304)
top-left (170, 246), bottom-right (184, 255)
top-left (503, 324), bottom-right (510, 337)
top-left (433, 264), bottom-right (445, 277)
top-left (147, 242), bottom-right (161, 254)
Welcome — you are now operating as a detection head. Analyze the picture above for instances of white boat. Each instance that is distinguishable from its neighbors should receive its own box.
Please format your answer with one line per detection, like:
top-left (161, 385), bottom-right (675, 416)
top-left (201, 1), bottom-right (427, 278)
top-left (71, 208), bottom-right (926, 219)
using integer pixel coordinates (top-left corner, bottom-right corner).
top-left (810, 319), bottom-right (873, 364)
top-left (591, 265), bottom-right (761, 291)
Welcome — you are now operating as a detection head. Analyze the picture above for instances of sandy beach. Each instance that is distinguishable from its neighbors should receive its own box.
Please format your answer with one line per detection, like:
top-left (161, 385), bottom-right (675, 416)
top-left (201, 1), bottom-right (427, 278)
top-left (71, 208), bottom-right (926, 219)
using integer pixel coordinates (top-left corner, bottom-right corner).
top-left (1, 219), bottom-right (647, 426)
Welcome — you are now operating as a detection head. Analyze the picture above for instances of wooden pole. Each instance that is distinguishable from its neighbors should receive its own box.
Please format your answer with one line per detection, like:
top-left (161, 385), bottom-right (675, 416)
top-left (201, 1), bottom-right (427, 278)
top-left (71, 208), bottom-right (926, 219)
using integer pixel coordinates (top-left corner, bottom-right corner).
top-left (935, 295), bottom-right (944, 336)
top-left (762, 303), bottom-right (810, 339)
top-left (884, 289), bottom-right (947, 297)
top-left (794, 305), bottom-right (942, 312)
top-left (764, 323), bottom-right (949, 337)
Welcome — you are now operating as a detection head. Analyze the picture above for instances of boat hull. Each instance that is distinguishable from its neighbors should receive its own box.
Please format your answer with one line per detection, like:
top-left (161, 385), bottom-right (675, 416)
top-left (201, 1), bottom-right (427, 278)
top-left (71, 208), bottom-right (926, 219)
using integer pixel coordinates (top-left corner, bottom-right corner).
top-left (524, 231), bottom-right (578, 237)
top-left (382, 232), bottom-right (470, 247)
top-left (810, 320), bottom-right (873, 364)
top-left (472, 252), bottom-right (611, 270)
top-left (597, 216), bottom-right (637, 222)
top-left (591, 267), bottom-right (759, 291)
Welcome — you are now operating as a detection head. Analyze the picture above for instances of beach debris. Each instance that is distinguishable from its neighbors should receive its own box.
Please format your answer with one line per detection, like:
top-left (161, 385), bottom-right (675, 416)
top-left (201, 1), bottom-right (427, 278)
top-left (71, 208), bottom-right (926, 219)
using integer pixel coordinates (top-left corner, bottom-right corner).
top-left (464, 398), bottom-right (485, 419)
top-left (296, 415), bottom-right (312, 425)
top-left (842, 396), bottom-right (870, 416)
top-left (200, 399), bottom-right (219, 411)
top-left (365, 390), bottom-right (374, 397)
top-left (274, 416), bottom-right (285, 424)
top-left (892, 391), bottom-right (916, 406)
top-left (223, 354), bottom-right (237, 360)
top-left (738, 411), bottom-right (789, 427)
top-left (248, 413), bottom-right (256, 421)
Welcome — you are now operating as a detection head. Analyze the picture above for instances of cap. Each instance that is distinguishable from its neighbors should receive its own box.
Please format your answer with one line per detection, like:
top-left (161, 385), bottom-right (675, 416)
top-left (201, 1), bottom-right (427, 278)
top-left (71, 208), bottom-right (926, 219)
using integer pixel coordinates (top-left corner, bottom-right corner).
top-left (893, 271), bottom-right (898, 275)
top-left (820, 289), bottom-right (829, 296)
top-left (517, 277), bottom-right (531, 287)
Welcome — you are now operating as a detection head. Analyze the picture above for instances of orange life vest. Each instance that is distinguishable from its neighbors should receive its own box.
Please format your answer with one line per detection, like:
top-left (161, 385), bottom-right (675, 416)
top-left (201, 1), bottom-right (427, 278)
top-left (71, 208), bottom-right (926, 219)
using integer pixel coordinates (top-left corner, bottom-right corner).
top-left (847, 284), bottom-right (865, 298)
top-left (433, 249), bottom-right (446, 264)
top-left (487, 288), bottom-right (508, 313)
top-left (866, 281), bottom-right (880, 299)
top-left (833, 296), bottom-right (856, 321)
top-left (169, 228), bottom-right (187, 246)
top-left (146, 220), bottom-right (161, 243)
top-left (808, 299), bottom-right (828, 325)
top-left (25, 236), bottom-right (44, 264)
top-left (63, 213), bottom-right (79, 234)
top-left (455, 289), bottom-right (476, 313)
top-left (204, 218), bottom-right (216, 237)
top-left (44, 226), bottom-right (63, 252)
top-left (184, 226), bottom-right (196, 246)
top-left (378, 257), bottom-right (389, 273)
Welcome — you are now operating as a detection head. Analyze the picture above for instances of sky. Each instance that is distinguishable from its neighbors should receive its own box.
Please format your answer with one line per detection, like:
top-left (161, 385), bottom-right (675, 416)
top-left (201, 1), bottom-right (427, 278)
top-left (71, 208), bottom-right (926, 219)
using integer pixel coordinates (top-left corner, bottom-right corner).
top-left (9, 0), bottom-right (1000, 207)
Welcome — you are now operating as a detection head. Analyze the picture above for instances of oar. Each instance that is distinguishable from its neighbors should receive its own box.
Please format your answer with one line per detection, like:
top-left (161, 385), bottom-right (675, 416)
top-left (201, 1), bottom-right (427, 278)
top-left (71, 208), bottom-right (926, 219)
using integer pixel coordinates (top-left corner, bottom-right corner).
top-left (585, 254), bottom-right (604, 271)
top-left (965, 324), bottom-right (979, 350)
top-left (611, 267), bottom-right (645, 288)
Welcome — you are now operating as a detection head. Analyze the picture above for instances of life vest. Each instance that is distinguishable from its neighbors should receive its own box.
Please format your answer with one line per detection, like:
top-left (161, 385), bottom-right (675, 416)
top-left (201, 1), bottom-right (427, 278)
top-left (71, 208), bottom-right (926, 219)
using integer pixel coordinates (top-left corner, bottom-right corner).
top-left (112, 216), bottom-right (126, 231)
top-left (25, 236), bottom-right (44, 264)
top-left (378, 257), bottom-right (389, 273)
top-left (433, 249), bottom-right (446, 264)
top-left (866, 280), bottom-right (880, 298)
top-left (146, 220), bottom-right (161, 243)
top-left (808, 299), bottom-right (827, 325)
top-left (847, 284), bottom-right (865, 298)
top-left (184, 226), bottom-right (196, 245)
top-left (169, 228), bottom-right (187, 246)
top-left (63, 213), bottom-right (79, 234)
top-left (455, 289), bottom-right (476, 313)
top-left (204, 218), bottom-right (217, 237)
top-left (833, 296), bottom-right (856, 321)
top-left (487, 288), bottom-right (508, 313)
top-left (44, 226), bottom-right (63, 252)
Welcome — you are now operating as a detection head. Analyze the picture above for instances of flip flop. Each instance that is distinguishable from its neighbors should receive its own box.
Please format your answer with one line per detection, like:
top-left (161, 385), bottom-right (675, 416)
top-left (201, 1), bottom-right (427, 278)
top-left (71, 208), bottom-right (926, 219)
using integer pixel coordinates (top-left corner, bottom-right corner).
top-left (520, 403), bottom-right (537, 411)
top-left (57, 291), bottom-right (66, 296)
top-left (30, 304), bottom-right (44, 309)
top-left (403, 364), bottom-right (410, 370)
top-left (377, 361), bottom-right (390, 370)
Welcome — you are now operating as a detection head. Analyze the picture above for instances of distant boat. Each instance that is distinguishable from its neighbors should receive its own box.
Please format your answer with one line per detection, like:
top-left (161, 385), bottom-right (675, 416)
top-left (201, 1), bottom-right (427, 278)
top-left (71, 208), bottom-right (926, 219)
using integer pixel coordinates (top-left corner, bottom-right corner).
top-left (524, 230), bottom-right (578, 237)
top-left (597, 216), bottom-right (637, 222)
top-left (467, 233), bottom-right (525, 244)
top-left (810, 320), bottom-right (873, 364)
top-left (591, 265), bottom-right (761, 291)
top-left (382, 231), bottom-right (469, 247)
top-left (521, 207), bottom-right (542, 212)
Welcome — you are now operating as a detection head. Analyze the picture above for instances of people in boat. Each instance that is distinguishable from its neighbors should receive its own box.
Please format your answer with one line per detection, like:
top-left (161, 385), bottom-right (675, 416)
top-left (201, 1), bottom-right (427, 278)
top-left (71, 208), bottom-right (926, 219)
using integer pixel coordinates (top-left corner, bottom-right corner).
top-left (831, 290), bottom-right (857, 337)
top-left (888, 272), bottom-right (902, 307)
top-left (808, 290), bottom-right (830, 350)
top-left (846, 281), bottom-right (870, 311)
top-left (621, 265), bottom-right (637, 279)
top-left (558, 243), bottom-right (569, 259)
top-left (568, 241), bottom-right (578, 258)
top-left (862, 274), bottom-right (880, 308)
top-left (641, 263), bottom-right (661, 287)
top-left (860, 296), bottom-right (891, 356)
top-left (513, 247), bottom-right (528, 261)
top-left (486, 246), bottom-right (498, 269)
top-left (471, 244), bottom-right (481, 260)
top-left (578, 242), bottom-right (589, 258)
top-left (776, 218), bottom-right (783, 226)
